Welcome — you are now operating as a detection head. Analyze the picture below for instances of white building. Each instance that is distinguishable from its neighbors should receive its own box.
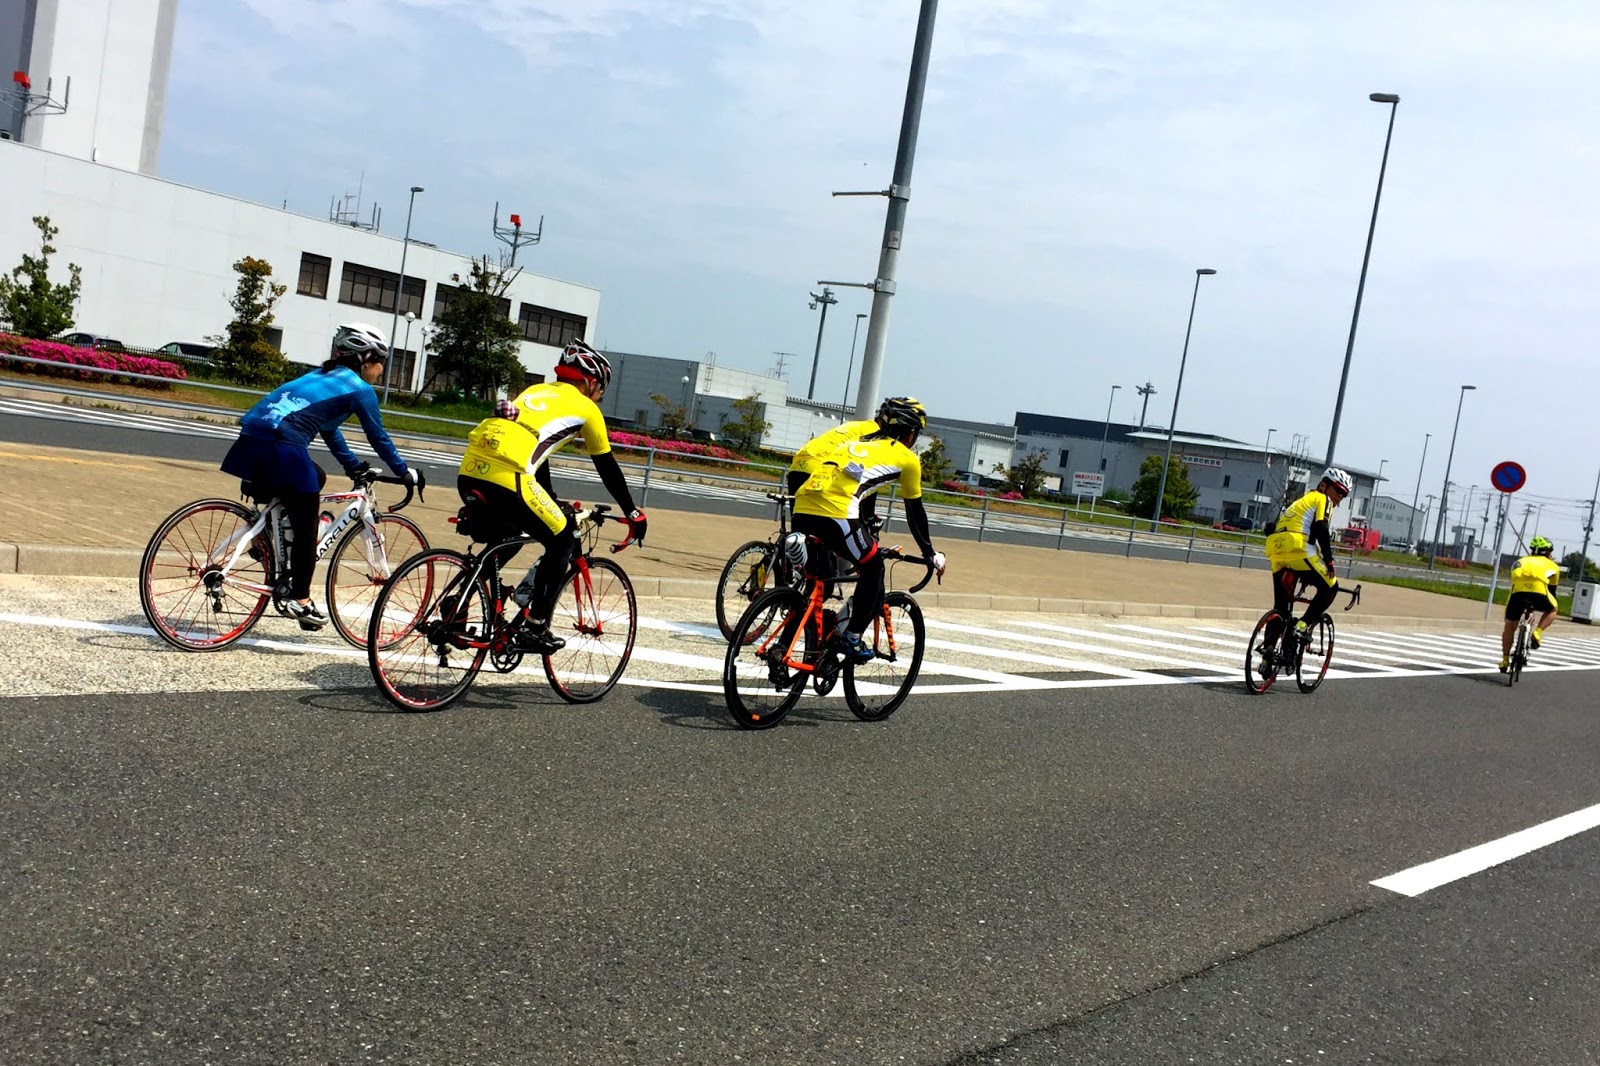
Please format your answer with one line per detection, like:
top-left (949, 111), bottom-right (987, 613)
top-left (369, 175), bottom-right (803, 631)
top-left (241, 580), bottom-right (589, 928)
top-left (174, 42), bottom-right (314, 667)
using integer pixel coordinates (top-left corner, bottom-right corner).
top-left (0, 141), bottom-right (603, 388)
top-left (1, 0), bottom-right (178, 174)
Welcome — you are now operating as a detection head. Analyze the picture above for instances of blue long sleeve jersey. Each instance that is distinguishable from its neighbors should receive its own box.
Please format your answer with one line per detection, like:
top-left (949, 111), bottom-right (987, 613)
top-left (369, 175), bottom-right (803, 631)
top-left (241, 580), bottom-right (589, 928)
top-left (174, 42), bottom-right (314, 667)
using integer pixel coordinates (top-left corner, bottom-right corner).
top-left (238, 366), bottom-right (409, 476)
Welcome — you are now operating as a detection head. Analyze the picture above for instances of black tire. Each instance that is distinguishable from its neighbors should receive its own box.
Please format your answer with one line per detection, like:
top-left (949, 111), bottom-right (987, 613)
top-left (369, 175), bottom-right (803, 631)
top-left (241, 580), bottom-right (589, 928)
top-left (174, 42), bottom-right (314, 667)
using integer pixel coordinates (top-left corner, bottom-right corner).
top-left (139, 498), bottom-right (273, 651)
top-left (1509, 622), bottom-right (1528, 686)
top-left (716, 540), bottom-right (783, 642)
top-left (1296, 616), bottom-right (1335, 693)
top-left (843, 592), bottom-right (926, 721)
top-left (324, 513), bottom-right (428, 649)
top-left (543, 557), bottom-right (638, 704)
top-left (723, 588), bottom-right (814, 729)
top-left (1244, 610), bottom-right (1285, 694)
top-left (366, 550), bottom-right (489, 711)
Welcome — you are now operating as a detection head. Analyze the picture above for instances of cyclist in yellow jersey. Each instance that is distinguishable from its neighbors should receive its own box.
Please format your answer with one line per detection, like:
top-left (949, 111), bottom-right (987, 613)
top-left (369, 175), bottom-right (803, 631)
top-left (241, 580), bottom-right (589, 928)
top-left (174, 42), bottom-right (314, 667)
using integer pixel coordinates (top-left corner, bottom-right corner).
top-left (786, 415), bottom-right (879, 495)
top-left (1262, 467), bottom-right (1352, 651)
top-left (1500, 536), bottom-right (1560, 671)
top-left (457, 340), bottom-right (646, 654)
top-left (791, 396), bottom-right (947, 663)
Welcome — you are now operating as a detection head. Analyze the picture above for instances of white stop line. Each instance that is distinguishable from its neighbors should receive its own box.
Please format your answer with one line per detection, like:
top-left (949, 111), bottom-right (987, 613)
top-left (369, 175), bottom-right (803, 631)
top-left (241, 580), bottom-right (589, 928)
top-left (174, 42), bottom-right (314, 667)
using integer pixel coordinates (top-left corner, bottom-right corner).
top-left (1371, 801), bottom-right (1600, 896)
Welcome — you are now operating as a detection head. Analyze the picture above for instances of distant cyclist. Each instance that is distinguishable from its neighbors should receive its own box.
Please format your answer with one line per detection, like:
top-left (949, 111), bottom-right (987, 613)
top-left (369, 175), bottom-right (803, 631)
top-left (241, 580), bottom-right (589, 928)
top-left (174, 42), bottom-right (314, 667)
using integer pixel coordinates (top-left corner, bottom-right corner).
top-left (1500, 536), bottom-right (1560, 672)
top-left (457, 340), bottom-right (647, 654)
top-left (790, 396), bottom-right (947, 663)
top-left (1262, 468), bottom-right (1352, 651)
top-left (220, 322), bottom-right (422, 630)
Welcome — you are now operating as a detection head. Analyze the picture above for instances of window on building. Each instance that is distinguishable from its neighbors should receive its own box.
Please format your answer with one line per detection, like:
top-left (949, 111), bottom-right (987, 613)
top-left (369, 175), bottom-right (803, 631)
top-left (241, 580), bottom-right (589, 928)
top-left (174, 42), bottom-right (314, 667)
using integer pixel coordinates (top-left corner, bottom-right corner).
top-left (1256, 478), bottom-right (1265, 493)
top-left (1059, 449), bottom-right (1070, 468)
top-left (383, 349), bottom-right (418, 393)
top-left (433, 284), bottom-right (511, 322)
top-left (296, 252), bottom-right (331, 298)
top-left (264, 326), bottom-right (284, 352)
top-left (1223, 474), bottom-right (1232, 488)
top-left (1100, 457), bottom-right (1107, 472)
top-left (517, 303), bottom-right (589, 347)
top-left (339, 262), bottom-right (424, 316)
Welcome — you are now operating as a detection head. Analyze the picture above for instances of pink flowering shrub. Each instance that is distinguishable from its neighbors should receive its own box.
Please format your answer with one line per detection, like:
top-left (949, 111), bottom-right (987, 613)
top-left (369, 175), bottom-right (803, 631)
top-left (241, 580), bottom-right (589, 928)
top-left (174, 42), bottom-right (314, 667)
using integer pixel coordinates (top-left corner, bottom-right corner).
top-left (998, 490), bottom-right (1024, 501)
top-left (609, 430), bottom-right (741, 462)
top-left (0, 333), bottom-right (187, 387)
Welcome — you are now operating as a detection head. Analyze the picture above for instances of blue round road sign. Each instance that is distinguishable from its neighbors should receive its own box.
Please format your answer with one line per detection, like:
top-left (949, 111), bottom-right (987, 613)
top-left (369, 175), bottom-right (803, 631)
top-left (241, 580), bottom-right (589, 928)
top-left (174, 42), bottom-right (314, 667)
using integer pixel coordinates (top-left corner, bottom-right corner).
top-left (1491, 461), bottom-right (1526, 493)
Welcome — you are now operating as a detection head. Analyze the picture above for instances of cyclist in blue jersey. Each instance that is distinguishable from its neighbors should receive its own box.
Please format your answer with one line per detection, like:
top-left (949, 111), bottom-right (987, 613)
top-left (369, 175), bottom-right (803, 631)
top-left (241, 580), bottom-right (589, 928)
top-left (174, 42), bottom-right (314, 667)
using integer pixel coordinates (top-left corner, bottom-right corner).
top-left (220, 322), bottom-right (424, 629)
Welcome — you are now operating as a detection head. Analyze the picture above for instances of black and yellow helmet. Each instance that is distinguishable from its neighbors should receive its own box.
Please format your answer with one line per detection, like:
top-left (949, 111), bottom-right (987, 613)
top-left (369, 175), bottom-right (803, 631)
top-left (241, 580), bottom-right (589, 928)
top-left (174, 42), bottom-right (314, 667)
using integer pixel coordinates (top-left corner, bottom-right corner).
top-left (874, 396), bottom-right (928, 436)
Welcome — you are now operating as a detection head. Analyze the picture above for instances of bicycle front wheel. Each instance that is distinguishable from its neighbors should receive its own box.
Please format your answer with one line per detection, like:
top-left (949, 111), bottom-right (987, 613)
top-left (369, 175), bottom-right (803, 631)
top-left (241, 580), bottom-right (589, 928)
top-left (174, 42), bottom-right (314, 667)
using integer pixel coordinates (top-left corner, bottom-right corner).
top-left (367, 550), bottom-right (490, 711)
top-left (1509, 623), bottom-right (1529, 685)
top-left (325, 513), bottom-right (428, 649)
top-left (723, 588), bottom-right (814, 729)
top-left (716, 540), bottom-right (782, 642)
top-left (140, 498), bottom-right (273, 651)
top-left (1244, 610), bottom-right (1284, 694)
top-left (1296, 616), bottom-right (1335, 693)
top-left (543, 557), bottom-right (638, 704)
top-left (843, 592), bottom-right (926, 721)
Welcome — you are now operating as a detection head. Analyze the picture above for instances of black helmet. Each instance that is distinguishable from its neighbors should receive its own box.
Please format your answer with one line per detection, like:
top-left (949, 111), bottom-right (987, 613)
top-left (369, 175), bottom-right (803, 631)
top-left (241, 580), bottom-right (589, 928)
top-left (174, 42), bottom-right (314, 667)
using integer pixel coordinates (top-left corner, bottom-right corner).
top-left (874, 396), bottom-right (928, 437)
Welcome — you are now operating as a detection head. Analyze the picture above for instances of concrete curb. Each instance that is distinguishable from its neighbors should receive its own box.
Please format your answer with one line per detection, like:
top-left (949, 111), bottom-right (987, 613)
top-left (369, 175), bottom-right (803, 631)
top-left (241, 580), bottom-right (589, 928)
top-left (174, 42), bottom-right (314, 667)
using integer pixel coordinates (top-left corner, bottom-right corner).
top-left (0, 540), bottom-right (1507, 630)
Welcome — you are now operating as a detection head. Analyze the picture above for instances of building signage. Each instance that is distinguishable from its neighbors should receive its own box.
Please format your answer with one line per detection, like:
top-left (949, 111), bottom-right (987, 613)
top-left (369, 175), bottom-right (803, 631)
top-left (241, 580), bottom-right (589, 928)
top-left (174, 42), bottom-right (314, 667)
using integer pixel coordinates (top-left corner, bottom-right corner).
top-left (1071, 472), bottom-right (1105, 497)
top-left (1180, 455), bottom-right (1223, 468)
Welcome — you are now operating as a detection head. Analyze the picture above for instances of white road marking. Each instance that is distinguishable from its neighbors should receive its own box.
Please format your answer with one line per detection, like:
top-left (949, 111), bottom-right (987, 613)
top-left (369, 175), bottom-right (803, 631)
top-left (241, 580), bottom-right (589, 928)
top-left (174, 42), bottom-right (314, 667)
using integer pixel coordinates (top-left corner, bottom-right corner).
top-left (1371, 801), bottom-right (1600, 896)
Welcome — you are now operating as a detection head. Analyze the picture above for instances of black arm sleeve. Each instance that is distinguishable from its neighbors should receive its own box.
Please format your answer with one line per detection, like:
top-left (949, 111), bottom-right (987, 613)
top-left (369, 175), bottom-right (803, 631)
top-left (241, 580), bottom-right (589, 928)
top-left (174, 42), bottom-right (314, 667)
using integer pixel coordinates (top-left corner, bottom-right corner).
top-left (1310, 519), bottom-right (1334, 564)
top-left (534, 460), bottom-right (557, 501)
top-left (902, 497), bottom-right (934, 555)
top-left (591, 451), bottom-right (638, 514)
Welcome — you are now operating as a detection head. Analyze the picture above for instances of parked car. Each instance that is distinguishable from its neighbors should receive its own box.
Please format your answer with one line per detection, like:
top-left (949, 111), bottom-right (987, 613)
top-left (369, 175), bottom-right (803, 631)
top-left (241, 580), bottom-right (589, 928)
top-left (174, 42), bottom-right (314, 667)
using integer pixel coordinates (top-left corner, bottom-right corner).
top-left (57, 331), bottom-right (126, 350)
top-left (1215, 516), bottom-right (1255, 532)
top-left (158, 341), bottom-right (216, 363)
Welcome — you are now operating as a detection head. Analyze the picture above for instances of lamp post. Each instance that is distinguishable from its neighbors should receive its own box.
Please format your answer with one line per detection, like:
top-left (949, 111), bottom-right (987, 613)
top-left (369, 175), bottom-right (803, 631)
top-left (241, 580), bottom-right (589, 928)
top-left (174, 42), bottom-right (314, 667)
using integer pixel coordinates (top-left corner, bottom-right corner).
top-left (806, 286), bottom-right (837, 400)
top-left (1259, 427), bottom-right (1276, 524)
top-left (1428, 385), bottom-right (1475, 569)
top-left (1405, 432), bottom-right (1430, 548)
top-left (680, 373), bottom-right (693, 432)
top-left (399, 311), bottom-right (416, 394)
top-left (414, 323), bottom-right (434, 395)
top-left (384, 184), bottom-right (424, 403)
top-left (1324, 92), bottom-right (1401, 469)
top-left (841, 312), bottom-right (867, 420)
top-left (1096, 384), bottom-right (1121, 474)
top-left (1150, 268), bottom-right (1217, 531)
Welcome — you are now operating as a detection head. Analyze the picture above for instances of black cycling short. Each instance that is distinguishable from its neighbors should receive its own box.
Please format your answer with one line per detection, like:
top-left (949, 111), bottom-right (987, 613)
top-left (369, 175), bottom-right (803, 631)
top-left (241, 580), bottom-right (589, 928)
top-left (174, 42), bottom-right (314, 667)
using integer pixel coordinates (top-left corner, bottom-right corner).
top-left (1505, 590), bottom-right (1556, 623)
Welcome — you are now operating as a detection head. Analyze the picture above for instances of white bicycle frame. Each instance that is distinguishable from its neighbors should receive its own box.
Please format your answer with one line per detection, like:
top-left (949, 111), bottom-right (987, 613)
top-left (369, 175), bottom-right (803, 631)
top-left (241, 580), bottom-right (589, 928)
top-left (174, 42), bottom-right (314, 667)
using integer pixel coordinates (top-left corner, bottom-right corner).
top-left (210, 483), bottom-right (392, 599)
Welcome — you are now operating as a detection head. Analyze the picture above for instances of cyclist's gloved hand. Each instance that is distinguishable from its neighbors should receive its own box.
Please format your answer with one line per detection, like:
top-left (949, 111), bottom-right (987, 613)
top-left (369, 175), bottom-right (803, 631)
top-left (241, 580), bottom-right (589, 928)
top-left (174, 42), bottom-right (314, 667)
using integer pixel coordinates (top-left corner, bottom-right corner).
top-left (346, 460), bottom-right (373, 483)
top-left (406, 467), bottom-right (426, 490)
top-left (625, 508), bottom-right (648, 545)
top-left (930, 551), bottom-right (947, 576)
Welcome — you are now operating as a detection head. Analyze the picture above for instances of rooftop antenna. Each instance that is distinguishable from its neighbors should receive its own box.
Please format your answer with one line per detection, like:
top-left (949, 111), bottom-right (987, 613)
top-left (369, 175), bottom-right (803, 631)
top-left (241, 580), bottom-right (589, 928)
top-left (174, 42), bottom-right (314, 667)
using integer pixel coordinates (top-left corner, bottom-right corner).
top-left (0, 71), bottom-right (70, 143)
top-left (329, 171), bottom-right (380, 231)
top-left (493, 202), bottom-right (543, 268)
top-left (1135, 381), bottom-right (1157, 429)
top-left (770, 351), bottom-right (795, 380)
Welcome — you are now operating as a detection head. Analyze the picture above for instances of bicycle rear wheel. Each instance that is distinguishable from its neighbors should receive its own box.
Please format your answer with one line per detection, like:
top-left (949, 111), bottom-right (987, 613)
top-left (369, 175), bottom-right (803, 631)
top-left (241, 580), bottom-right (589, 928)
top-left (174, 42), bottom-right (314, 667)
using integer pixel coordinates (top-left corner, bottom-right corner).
top-left (1509, 621), bottom-right (1529, 685)
top-left (844, 592), bottom-right (926, 721)
top-left (367, 550), bottom-right (489, 711)
top-left (1244, 610), bottom-right (1285, 694)
top-left (543, 556), bottom-right (638, 704)
top-left (325, 513), bottom-right (428, 649)
top-left (140, 498), bottom-right (273, 651)
top-left (1296, 616), bottom-right (1335, 693)
top-left (723, 588), bottom-right (814, 729)
top-left (716, 540), bottom-right (783, 642)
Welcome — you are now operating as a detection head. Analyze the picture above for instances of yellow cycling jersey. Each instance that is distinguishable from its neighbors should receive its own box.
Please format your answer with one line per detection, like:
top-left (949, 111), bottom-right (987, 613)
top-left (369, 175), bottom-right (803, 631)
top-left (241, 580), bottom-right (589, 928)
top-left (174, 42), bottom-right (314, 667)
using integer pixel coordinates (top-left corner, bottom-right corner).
top-left (788, 420), bottom-right (876, 478)
top-left (458, 381), bottom-right (610, 484)
top-left (1264, 490), bottom-right (1331, 564)
top-left (1509, 554), bottom-right (1561, 598)
top-left (793, 435), bottom-right (922, 520)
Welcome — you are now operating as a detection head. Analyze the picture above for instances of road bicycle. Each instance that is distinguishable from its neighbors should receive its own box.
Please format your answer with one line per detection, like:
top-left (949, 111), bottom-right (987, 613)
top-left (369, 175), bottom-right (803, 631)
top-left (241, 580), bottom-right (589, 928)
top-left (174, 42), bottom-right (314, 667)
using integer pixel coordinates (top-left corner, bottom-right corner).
top-left (714, 490), bottom-right (877, 642)
top-left (365, 501), bottom-right (639, 711)
top-left (1244, 573), bottom-right (1362, 695)
top-left (139, 470), bottom-right (425, 651)
top-left (1505, 604), bottom-right (1541, 686)
top-left (721, 535), bottom-right (936, 729)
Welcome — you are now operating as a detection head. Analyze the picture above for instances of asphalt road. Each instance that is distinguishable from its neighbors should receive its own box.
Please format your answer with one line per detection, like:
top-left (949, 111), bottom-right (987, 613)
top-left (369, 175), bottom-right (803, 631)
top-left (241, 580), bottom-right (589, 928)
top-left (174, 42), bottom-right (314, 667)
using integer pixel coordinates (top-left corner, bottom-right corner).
top-left (5, 670), bottom-right (1599, 1064)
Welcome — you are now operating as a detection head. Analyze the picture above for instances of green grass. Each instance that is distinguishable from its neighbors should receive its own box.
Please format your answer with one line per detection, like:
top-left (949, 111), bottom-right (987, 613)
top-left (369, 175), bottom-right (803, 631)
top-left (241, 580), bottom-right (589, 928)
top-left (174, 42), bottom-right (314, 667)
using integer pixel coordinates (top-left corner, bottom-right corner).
top-left (1363, 574), bottom-right (1572, 616)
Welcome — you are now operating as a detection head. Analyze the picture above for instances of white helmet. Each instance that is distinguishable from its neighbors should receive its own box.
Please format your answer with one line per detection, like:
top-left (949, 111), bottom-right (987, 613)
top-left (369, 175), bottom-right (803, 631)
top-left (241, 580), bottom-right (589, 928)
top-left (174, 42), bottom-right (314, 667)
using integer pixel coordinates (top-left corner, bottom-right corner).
top-left (332, 322), bottom-right (389, 362)
top-left (1321, 467), bottom-right (1353, 494)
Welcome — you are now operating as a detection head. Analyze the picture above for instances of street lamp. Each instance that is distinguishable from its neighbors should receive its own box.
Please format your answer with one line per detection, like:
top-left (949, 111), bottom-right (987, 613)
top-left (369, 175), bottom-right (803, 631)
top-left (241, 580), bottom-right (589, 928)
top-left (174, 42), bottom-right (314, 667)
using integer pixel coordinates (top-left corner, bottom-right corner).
top-left (841, 312), bottom-right (867, 420)
top-left (399, 311), bottom-right (416, 393)
top-left (806, 286), bottom-right (837, 400)
top-left (384, 184), bottom-right (424, 403)
top-left (1151, 268), bottom-right (1217, 531)
top-left (1324, 92), bottom-right (1401, 468)
top-left (1259, 427), bottom-right (1277, 521)
top-left (1096, 384), bottom-right (1121, 473)
top-left (1406, 432), bottom-right (1430, 547)
top-left (1428, 385), bottom-right (1475, 569)
top-left (414, 323), bottom-right (435, 395)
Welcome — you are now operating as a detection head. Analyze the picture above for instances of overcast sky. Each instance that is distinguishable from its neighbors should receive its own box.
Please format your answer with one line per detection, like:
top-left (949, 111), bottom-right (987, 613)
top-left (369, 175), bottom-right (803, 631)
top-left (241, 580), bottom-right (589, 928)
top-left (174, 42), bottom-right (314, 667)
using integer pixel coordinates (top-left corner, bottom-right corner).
top-left (161, 0), bottom-right (1600, 552)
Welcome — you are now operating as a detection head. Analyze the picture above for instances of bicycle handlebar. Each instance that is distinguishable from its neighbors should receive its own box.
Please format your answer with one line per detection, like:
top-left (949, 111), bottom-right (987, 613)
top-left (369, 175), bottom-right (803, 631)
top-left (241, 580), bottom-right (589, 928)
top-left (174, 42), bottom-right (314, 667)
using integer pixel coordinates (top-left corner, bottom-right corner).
top-left (1340, 584), bottom-right (1362, 611)
top-left (352, 469), bottom-right (421, 513)
top-left (881, 545), bottom-right (940, 595)
top-left (568, 502), bottom-right (641, 554)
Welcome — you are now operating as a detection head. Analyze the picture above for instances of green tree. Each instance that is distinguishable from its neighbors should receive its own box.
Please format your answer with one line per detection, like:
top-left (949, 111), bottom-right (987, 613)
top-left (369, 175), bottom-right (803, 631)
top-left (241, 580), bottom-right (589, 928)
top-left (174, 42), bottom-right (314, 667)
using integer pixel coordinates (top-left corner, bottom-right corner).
top-left (1561, 551), bottom-right (1598, 583)
top-left (918, 434), bottom-right (955, 487)
top-left (721, 393), bottom-right (771, 451)
top-left (423, 257), bottom-right (525, 399)
top-left (995, 448), bottom-right (1050, 497)
top-left (0, 216), bottom-right (83, 339)
top-left (650, 392), bottom-right (690, 436)
top-left (1129, 454), bottom-right (1200, 520)
top-left (212, 256), bottom-right (292, 387)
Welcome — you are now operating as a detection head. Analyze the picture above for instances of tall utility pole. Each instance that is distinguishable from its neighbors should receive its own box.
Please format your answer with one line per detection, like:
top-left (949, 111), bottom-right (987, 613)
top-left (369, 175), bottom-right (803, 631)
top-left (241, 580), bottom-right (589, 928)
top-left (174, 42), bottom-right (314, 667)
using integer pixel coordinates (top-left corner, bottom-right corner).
top-left (1405, 432), bottom-right (1430, 546)
top-left (1135, 382), bottom-right (1157, 429)
top-left (1578, 467), bottom-right (1600, 584)
top-left (848, 0), bottom-right (940, 419)
top-left (1428, 384), bottom-right (1475, 570)
top-left (805, 287), bottom-right (837, 400)
top-left (384, 185), bottom-right (424, 403)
